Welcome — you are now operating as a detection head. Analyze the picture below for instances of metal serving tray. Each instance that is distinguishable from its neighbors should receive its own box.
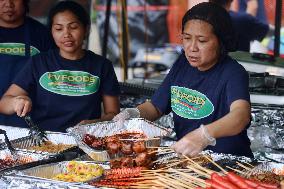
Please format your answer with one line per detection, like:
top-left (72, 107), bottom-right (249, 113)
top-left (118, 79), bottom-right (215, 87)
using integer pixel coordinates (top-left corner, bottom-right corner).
top-left (0, 149), bottom-right (55, 174)
top-left (67, 118), bottom-right (172, 161)
top-left (1, 132), bottom-right (78, 156)
top-left (15, 161), bottom-right (107, 186)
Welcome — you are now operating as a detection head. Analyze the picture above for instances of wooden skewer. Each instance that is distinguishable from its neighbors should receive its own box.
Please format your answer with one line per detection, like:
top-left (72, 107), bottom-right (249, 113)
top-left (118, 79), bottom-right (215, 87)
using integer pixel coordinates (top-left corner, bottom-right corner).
top-left (155, 172), bottom-right (194, 189)
top-left (148, 148), bottom-right (174, 154)
top-left (160, 159), bottom-right (188, 169)
top-left (183, 155), bottom-right (213, 175)
top-left (170, 168), bottom-right (207, 188)
top-left (119, 137), bottom-right (160, 141)
top-left (236, 162), bottom-right (253, 171)
top-left (203, 154), bottom-right (228, 174)
top-left (146, 146), bottom-right (172, 149)
top-left (186, 165), bottom-right (210, 178)
top-left (167, 173), bottom-right (198, 189)
top-left (242, 161), bottom-right (255, 168)
top-left (226, 166), bottom-right (246, 175)
top-left (157, 175), bottom-right (188, 189)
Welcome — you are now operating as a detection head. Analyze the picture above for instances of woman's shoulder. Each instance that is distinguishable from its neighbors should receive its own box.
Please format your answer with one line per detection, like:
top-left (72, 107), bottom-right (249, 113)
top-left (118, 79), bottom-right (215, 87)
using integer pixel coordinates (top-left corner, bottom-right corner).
top-left (222, 56), bottom-right (248, 77)
top-left (85, 50), bottom-right (112, 64)
top-left (30, 49), bottom-right (57, 63)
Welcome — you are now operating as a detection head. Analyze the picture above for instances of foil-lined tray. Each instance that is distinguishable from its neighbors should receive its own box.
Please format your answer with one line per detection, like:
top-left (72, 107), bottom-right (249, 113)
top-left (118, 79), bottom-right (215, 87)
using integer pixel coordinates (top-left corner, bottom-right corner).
top-left (154, 150), bottom-right (255, 171)
top-left (67, 118), bottom-right (172, 161)
top-left (0, 126), bottom-right (30, 141)
top-left (16, 161), bottom-right (107, 184)
top-left (3, 175), bottom-right (99, 189)
top-left (244, 162), bottom-right (284, 176)
top-left (0, 149), bottom-right (53, 173)
top-left (1, 132), bottom-right (78, 156)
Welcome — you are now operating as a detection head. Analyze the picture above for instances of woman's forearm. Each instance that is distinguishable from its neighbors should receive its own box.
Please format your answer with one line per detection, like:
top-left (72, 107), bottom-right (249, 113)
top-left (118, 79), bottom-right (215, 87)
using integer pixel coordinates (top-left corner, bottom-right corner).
top-left (137, 101), bottom-right (162, 121)
top-left (206, 100), bottom-right (251, 139)
top-left (0, 95), bottom-right (17, 115)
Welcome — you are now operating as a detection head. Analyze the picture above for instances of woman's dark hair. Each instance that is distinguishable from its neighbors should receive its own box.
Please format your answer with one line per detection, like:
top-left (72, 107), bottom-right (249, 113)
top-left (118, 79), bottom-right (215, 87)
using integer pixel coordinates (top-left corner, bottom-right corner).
top-left (182, 2), bottom-right (237, 55)
top-left (47, 1), bottom-right (90, 31)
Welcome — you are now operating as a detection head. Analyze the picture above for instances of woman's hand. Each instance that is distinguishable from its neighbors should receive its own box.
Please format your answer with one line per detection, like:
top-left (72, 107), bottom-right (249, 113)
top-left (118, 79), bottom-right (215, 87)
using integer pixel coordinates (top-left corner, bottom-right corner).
top-left (171, 125), bottom-right (215, 157)
top-left (13, 96), bottom-right (32, 117)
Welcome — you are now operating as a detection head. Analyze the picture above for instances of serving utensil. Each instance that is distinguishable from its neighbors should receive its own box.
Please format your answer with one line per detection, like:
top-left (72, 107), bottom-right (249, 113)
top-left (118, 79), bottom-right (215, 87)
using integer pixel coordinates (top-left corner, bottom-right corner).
top-left (0, 129), bottom-right (18, 160)
top-left (24, 115), bottom-right (48, 146)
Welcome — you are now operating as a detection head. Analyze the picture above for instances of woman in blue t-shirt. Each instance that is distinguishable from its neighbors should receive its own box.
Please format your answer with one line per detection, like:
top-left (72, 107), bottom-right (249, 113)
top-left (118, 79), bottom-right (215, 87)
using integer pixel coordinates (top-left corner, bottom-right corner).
top-left (0, 1), bottom-right (120, 132)
top-left (114, 2), bottom-right (253, 157)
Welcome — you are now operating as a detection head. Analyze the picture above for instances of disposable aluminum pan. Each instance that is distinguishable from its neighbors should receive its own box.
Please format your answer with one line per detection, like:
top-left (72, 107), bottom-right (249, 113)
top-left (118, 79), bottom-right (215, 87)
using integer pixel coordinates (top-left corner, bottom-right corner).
top-left (67, 118), bottom-right (172, 161)
top-left (16, 161), bottom-right (107, 185)
top-left (0, 149), bottom-right (51, 173)
top-left (7, 132), bottom-right (77, 156)
top-left (244, 162), bottom-right (284, 176)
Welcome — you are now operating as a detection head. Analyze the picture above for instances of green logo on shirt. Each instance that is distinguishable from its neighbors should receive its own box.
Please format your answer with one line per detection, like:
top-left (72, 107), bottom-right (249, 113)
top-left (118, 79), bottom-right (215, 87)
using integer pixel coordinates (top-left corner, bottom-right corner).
top-left (39, 70), bottom-right (100, 96)
top-left (171, 86), bottom-right (214, 119)
top-left (0, 43), bottom-right (40, 56)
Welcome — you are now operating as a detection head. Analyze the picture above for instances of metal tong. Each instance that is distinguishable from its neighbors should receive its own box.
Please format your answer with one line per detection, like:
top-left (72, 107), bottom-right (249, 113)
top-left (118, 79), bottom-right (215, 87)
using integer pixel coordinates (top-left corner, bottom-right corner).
top-left (24, 115), bottom-right (47, 146)
top-left (0, 129), bottom-right (18, 159)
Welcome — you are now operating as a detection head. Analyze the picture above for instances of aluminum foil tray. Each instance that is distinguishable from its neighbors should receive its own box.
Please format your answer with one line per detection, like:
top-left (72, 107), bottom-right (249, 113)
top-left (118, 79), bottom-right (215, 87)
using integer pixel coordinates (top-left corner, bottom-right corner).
top-left (15, 161), bottom-right (107, 186)
top-left (0, 126), bottom-right (29, 141)
top-left (154, 150), bottom-right (255, 171)
top-left (3, 175), bottom-right (99, 189)
top-left (244, 162), bottom-right (284, 176)
top-left (0, 149), bottom-right (53, 173)
top-left (3, 132), bottom-right (77, 156)
top-left (67, 118), bottom-right (171, 161)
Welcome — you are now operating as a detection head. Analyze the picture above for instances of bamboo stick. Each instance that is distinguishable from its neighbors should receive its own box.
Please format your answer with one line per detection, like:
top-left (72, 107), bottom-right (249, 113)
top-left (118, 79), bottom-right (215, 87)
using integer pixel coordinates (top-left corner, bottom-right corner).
top-left (119, 137), bottom-right (160, 141)
top-left (155, 175), bottom-right (186, 189)
top-left (226, 166), bottom-right (246, 175)
top-left (170, 168), bottom-right (207, 188)
top-left (167, 173), bottom-right (198, 189)
top-left (186, 165), bottom-right (210, 178)
top-left (236, 162), bottom-right (253, 171)
top-left (183, 155), bottom-right (213, 175)
top-left (203, 155), bottom-right (227, 174)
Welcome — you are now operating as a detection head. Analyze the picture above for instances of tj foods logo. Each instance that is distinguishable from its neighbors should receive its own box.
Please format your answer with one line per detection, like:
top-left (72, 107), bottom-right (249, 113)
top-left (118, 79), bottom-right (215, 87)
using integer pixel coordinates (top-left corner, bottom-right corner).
top-left (39, 70), bottom-right (100, 96)
top-left (171, 86), bottom-right (214, 119)
top-left (0, 43), bottom-right (40, 56)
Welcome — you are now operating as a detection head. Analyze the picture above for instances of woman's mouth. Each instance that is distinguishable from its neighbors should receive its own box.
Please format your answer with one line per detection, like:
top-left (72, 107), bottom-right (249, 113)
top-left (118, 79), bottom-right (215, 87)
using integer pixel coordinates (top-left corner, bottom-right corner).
top-left (188, 56), bottom-right (198, 63)
top-left (63, 41), bottom-right (74, 47)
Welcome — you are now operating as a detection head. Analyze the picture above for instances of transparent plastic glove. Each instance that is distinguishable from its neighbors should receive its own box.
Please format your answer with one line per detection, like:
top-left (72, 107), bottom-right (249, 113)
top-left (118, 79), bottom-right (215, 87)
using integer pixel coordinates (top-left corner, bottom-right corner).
top-left (113, 108), bottom-right (140, 127)
top-left (171, 125), bottom-right (216, 157)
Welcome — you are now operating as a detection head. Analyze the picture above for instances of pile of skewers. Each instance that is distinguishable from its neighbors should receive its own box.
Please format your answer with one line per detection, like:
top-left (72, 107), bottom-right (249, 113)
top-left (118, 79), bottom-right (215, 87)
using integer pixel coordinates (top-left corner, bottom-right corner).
top-left (90, 146), bottom-right (283, 189)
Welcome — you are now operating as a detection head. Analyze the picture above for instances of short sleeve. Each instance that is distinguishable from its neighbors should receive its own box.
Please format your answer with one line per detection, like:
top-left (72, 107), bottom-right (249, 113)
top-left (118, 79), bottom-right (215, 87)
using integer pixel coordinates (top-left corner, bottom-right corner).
top-left (226, 65), bottom-right (250, 106)
top-left (151, 54), bottom-right (184, 114)
top-left (100, 60), bottom-right (120, 96)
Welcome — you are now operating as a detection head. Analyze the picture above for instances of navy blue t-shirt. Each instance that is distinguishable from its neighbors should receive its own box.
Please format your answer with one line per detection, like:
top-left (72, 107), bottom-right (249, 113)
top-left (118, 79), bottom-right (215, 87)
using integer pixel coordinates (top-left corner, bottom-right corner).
top-left (151, 54), bottom-right (252, 157)
top-left (0, 17), bottom-right (54, 54)
top-left (13, 49), bottom-right (120, 132)
top-left (0, 17), bottom-right (54, 127)
top-left (230, 11), bottom-right (268, 52)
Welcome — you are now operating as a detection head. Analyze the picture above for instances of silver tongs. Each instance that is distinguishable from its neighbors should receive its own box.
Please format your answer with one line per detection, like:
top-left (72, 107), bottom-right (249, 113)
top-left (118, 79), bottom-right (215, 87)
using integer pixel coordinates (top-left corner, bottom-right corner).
top-left (0, 129), bottom-right (18, 159)
top-left (24, 115), bottom-right (48, 146)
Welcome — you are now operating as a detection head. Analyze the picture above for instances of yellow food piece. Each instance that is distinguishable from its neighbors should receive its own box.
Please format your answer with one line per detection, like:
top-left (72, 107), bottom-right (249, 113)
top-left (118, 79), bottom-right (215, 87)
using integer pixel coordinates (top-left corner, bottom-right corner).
top-left (53, 161), bottom-right (104, 182)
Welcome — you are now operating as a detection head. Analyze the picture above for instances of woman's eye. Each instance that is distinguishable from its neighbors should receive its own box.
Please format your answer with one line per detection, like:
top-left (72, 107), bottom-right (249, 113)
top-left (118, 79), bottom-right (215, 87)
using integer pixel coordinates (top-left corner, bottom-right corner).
top-left (199, 39), bottom-right (207, 43)
top-left (70, 24), bottom-right (79, 29)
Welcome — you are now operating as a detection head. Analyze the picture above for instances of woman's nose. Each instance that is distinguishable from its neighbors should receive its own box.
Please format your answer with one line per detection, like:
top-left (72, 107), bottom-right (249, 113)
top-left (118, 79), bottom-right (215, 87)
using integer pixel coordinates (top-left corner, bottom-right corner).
top-left (63, 28), bottom-right (71, 37)
top-left (189, 40), bottom-right (198, 52)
